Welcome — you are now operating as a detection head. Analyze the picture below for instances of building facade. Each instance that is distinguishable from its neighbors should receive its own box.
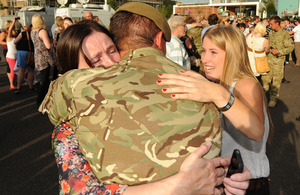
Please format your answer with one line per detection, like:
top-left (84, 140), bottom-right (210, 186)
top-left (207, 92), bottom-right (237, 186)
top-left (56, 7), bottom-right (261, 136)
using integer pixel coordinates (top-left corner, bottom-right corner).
top-left (173, 0), bottom-right (272, 19)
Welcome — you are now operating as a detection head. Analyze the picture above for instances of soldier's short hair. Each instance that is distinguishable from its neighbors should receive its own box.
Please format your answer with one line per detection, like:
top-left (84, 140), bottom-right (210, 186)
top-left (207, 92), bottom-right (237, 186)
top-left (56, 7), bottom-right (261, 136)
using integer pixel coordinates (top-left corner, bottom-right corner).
top-left (110, 11), bottom-right (161, 52)
top-left (269, 15), bottom-right (281, 25)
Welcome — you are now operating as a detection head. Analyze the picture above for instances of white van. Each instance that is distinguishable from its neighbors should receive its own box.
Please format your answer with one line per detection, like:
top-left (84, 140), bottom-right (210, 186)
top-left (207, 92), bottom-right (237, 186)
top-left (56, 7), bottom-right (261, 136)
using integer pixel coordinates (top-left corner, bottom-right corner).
top-left (55, 3), bottom-right (115, 28)
top-left (16, 6), bottom-right (56, 33)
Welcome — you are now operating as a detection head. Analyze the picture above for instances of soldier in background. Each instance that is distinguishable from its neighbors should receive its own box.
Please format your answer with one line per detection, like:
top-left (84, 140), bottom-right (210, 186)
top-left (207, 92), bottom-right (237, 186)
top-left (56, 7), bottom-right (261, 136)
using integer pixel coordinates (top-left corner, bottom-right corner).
top-left (182, 16), bottom-right (202, 72)
top-left (261, 16), bottom-right (294, 107)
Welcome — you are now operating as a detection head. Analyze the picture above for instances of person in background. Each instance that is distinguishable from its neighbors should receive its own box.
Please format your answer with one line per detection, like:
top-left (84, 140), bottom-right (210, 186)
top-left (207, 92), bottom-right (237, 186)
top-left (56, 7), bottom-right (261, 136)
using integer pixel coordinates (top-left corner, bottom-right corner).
top-left (14, 24), bottom-right (34, 94)
top-left (288, 18), bottom-right (300, 67)
top-left (238, 22), bottom-right (246, 34)
top-left (51, 17), bottom-right (64, 80)
top-left (201, 13), bottom-right (219, 39)
top-left (250, 16), bottom-right (260, 28)
top-left (262, 18), bottom-right (271, 39)
top-left (63, 17), bottom-right (73, 30)
top-left (84, 11), bottom-right (93, 20)
top-left (6, 18), bottom-right (18, 90)
top-left (31, 13), bottom-right (54, 105)
top-left (186, 16), bottom-right (203, 72)
top-left (280, 18), bottom-right (295, 83)
top-left (262, 16), bottom-right (294, 108)
top-left (246, 22), bottom-right (270, 81)
top-left (284, 19), bottom-right (298, 64)
top-left (39, 3), bottom-right (251, 194)
top-left (221, 16), bottom-right (230, 26)
top-left (52, 17), bottom-right (64, 44)
top-left (166, 15), bottom-right (191, 69)
top-left (157, 25), bottom-right (271, 195)
top-left (14, 17), bottom-right (23, 35)
top-left (244, 18), bottom-right (251, 36)
top-left (50, 16), bottom-right (63, 40)
top-left (0, 20), bottom-right (15, 89)
top-left (245, 25), bottom-right (255, 37)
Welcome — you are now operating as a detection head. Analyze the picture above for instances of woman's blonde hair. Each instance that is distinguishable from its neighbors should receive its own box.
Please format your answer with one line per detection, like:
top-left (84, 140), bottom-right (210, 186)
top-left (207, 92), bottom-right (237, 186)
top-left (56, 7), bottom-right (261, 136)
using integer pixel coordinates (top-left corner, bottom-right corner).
top-left (203, 25), bottom-right (273, 143)
top-left (203, 25), bottom-right (255, 89)
top-left (31, 14), bottom-right (46, 30)
top-left (254, 22), bottom-right (267, 36)
top-left (4, 20), bottom-right (12, 30)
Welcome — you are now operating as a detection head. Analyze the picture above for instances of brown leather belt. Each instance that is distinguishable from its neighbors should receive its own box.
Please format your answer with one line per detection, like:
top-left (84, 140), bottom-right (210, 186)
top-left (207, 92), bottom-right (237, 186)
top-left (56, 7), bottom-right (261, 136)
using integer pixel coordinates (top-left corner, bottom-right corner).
top-left (247, 177), bottom-right (269, 191)
top-left (248, 47), bottom-right (265, 54)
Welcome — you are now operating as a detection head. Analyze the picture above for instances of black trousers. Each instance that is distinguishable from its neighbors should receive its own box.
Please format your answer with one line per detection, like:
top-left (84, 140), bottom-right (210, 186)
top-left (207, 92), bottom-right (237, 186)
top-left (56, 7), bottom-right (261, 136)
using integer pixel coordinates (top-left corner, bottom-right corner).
top-left (246, 186), bottom-right (270, 195)
top-left (36, 66), bottom-right (50, 105)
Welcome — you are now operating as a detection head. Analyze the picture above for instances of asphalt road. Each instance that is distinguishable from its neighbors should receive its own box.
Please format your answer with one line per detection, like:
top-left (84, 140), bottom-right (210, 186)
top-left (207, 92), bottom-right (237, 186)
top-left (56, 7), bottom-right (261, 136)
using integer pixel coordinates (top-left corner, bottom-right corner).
top-left (0, 50), bottom-right (299, 194)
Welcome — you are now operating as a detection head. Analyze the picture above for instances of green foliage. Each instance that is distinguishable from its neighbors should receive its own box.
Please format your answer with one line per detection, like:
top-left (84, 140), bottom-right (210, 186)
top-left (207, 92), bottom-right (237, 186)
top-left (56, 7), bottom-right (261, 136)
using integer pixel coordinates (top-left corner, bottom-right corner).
top-left (33, 0), bottom-right (39, 6)
top-left (108, 0), bottom-right (119, 11)
top-left (159, 0), bottom-right (176, 19)
top-left (262, 0), bottom-right (277, 17)
top-left (65, 0), bottom-right (76, 7)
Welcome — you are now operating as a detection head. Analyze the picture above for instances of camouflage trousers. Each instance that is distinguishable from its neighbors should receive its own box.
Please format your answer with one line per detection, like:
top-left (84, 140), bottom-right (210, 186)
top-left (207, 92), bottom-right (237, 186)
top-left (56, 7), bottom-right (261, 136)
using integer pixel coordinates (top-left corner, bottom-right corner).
top-left (261, 57), bottom-right (284, 102)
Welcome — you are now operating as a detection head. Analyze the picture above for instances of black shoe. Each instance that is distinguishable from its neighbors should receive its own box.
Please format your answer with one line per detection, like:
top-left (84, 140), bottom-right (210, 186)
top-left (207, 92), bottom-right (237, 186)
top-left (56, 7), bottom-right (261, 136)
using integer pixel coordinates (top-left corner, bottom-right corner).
top-left (14, 89), bottom-right (20, 94)
top-left (281, 78), bottom-right (290, 84)
top-left (296, 116), bottom-right (300, 121)
top-left (28, 87), bottom-right (36, 92)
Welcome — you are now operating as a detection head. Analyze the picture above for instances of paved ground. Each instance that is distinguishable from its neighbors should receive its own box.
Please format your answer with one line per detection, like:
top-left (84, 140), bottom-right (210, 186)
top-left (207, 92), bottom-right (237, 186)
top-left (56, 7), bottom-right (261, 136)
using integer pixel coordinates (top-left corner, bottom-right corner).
top-left (0, 50), bottom-right (299, 194)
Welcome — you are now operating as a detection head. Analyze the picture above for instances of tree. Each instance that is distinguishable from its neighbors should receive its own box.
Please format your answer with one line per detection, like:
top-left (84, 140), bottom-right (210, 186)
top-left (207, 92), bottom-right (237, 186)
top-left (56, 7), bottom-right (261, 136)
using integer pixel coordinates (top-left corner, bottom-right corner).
top-left (108, 0), bottom-right (119, 11)
top-left (261, 0), bottom-right (277, 17)
top-left (159, 0), bottom-right (176, 19)
top-left (33, 0), bottom-right (39, 6)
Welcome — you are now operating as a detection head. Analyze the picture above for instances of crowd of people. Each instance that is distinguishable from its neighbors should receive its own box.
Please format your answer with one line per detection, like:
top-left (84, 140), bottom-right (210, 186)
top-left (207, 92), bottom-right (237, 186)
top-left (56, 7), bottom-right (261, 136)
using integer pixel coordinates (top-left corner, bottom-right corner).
top-left (0, 11), bottom-right (98, 104)
top-left (2, 2), bottom-right (299, 195)
top-left (166, 14), bottom-right (297, 109)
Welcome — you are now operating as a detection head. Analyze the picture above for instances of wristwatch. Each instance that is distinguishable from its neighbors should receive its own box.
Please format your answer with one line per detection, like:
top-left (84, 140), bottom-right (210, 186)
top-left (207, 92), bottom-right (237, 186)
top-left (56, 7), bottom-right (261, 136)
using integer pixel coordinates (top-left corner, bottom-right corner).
top-left (218, 92), bottom-right (235, 112)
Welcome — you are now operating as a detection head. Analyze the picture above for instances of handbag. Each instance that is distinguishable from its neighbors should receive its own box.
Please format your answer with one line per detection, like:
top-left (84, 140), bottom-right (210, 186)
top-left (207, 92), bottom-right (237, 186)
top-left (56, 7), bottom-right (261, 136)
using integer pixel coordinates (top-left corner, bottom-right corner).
top-left (255, 56), bottom-right (270, 73)
top-left (25, 31), bottom-right (35, 69)
top-left (251, 35), bottom-right (270, 73)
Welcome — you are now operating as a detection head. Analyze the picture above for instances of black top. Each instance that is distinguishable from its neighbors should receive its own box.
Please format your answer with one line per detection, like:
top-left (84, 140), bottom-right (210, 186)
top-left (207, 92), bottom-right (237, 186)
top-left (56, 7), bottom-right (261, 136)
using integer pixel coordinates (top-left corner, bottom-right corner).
top-left (16, 31), bottom-right (34, 51)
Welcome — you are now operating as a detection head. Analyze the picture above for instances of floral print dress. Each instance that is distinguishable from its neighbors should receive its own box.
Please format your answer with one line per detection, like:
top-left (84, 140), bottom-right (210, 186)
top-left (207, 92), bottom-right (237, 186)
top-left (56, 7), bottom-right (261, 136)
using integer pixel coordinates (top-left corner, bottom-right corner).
top-left (52, 123), bottom-right (128, 195)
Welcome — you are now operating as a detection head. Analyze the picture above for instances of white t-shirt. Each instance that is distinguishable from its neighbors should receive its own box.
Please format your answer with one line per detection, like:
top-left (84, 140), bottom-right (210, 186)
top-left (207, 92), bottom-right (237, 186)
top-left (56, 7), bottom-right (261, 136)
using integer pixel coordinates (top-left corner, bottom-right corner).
top-left (293, 25), bottom-right (300, 42)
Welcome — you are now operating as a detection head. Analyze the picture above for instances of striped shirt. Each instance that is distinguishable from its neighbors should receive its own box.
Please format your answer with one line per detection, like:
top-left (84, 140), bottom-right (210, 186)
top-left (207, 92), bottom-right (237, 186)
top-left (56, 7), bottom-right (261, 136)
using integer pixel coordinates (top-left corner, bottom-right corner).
top-left (166, 35), bottom-right (191, 69)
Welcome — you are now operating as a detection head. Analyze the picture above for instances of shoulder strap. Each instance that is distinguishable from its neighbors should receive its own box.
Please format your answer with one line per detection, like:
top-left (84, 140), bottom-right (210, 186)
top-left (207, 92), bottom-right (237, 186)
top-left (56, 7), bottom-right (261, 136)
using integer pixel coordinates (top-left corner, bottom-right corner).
top-left (251, 35), bottom-right (256, 58)
top-left (26, 31), bottom-right (31, 52)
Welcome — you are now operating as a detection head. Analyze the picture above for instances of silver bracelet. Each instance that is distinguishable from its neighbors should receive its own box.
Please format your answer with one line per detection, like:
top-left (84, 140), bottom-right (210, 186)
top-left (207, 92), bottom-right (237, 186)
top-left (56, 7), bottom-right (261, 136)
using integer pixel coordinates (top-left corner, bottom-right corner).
top-left (218, 92), bottom-right (235, 112)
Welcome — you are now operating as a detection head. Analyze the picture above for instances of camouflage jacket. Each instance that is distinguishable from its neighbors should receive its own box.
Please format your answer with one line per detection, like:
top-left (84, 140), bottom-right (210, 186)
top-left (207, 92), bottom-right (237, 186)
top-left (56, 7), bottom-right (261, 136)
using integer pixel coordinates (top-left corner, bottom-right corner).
top-left (39, 47), bottom-right (221, 185)
top-left (269, 28), bottom-right (294, 60)
top-left (187, 26), bottom-right (203, 56)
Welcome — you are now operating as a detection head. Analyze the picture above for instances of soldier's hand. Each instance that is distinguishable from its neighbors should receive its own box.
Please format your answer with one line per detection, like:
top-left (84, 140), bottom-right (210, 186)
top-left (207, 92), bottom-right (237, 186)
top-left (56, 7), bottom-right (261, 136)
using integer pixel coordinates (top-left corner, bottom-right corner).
top-left (271, 49), bottom-right (278, 55)
top-left (176, 142), bottom-right (224, 195)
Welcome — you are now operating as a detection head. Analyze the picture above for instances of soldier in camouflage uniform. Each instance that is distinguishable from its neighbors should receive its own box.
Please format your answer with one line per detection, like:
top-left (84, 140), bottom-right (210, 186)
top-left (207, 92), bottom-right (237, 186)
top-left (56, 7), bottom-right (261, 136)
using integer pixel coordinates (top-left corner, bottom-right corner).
top-left (187, 26), bottom-right (203, 56)
top-left (261, 16), bottom-right (294, 107)
top-left (39, 3), bottom-right (251, 194)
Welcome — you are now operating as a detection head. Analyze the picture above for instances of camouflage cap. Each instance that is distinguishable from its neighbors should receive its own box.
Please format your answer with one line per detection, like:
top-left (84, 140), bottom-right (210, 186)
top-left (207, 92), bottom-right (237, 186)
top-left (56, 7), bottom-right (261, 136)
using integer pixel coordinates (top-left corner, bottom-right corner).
top-left (115, 2), bottom-right (171, 42)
